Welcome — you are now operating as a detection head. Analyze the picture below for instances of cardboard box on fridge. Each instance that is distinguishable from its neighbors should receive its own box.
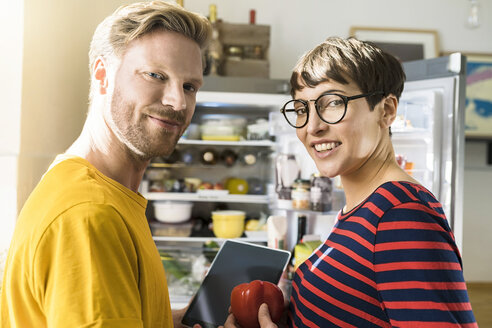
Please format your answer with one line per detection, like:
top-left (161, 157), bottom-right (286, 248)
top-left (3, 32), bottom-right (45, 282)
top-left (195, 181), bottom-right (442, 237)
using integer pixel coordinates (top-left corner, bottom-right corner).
top-left (217, 22), bottom-right (270, 78)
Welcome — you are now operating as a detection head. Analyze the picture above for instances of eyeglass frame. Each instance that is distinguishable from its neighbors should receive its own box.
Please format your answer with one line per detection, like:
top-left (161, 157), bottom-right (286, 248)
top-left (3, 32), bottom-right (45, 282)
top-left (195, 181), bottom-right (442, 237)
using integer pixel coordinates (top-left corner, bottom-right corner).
top-left (280, 91), bottom-right (385, 128)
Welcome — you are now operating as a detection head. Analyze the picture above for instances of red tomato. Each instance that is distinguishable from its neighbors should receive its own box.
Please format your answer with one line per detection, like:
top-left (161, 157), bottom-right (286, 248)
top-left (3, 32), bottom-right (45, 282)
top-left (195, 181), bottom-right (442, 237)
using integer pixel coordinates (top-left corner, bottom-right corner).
top-left (230, 280), bottom-right (284, 328)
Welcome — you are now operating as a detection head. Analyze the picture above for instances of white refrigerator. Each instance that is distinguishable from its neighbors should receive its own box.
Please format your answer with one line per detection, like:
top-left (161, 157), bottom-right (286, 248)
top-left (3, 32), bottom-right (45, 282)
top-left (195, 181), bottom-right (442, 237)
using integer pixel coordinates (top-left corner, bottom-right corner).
top-left (275, 53), bottom-right (467, 252)
top-left (394, 53), bottom-right (467, 251)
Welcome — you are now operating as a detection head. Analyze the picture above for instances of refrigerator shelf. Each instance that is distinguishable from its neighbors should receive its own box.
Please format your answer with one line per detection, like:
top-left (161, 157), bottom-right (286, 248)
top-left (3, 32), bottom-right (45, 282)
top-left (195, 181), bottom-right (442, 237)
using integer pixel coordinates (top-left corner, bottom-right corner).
top-left (177, 139), bottom-right (275, 147)
top-left (148, 162), bottom-right (269, 169)
top-left (152, 236), bottom-right (268, 243)
top-left (197, 91), bottom-right (291, 109)
top-left (144, 192), bottom-right (270, 204)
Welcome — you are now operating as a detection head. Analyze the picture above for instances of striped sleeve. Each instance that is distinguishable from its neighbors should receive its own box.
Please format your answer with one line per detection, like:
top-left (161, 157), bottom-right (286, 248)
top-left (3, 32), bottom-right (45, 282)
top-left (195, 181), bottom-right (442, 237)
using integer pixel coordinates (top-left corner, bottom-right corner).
top-left (374, 202), bottom-right (477, 327)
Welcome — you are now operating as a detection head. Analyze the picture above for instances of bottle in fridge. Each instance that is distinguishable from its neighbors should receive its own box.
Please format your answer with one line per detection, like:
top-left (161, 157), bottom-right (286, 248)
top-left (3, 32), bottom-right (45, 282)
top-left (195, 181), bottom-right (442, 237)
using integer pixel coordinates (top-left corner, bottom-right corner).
top-left (275, 149), bottom-right (300, 209)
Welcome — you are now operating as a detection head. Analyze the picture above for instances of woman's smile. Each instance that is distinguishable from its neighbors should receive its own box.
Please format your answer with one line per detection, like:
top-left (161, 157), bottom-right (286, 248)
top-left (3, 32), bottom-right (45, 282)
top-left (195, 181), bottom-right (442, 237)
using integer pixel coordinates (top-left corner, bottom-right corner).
top-left (313, 141), bottom-right (341, 152)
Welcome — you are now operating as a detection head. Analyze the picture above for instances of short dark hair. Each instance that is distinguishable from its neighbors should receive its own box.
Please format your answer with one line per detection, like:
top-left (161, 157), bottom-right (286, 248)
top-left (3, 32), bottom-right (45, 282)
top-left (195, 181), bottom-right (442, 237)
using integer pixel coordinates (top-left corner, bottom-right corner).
top-left (290, 37), bottom-right (406, 110)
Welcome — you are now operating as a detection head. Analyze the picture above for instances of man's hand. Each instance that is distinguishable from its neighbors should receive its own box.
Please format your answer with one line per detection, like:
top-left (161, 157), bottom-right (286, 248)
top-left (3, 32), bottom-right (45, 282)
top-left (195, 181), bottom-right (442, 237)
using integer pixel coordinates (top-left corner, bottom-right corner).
top-left (221, 303), bottom-right (278, 328)
top-left (221, 311), bottom-right (238, 328)
top-left (172, 307), bottom-right (202, 328)
top-left (172, 308), bottom-right (186, 328)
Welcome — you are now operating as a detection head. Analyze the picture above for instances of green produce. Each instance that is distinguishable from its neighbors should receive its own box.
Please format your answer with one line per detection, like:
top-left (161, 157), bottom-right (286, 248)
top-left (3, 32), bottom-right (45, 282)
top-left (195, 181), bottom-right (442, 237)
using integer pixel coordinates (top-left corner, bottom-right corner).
top-left (159, 251), bottom-right (188, 280)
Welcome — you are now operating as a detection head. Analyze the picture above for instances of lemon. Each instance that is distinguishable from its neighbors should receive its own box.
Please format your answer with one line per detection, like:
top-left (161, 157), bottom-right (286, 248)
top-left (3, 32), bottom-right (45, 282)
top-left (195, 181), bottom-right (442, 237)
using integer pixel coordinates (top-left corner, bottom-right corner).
top-left (245, 219), bottom-right (260, 231)
top-left (225, 178), bottom-right (248, 194)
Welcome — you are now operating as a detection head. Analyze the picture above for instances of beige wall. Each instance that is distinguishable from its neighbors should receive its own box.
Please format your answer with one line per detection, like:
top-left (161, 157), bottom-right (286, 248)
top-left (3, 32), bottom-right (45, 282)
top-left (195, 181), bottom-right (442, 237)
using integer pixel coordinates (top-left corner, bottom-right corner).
top-left (17, 0), bottom-right (137, 209)
top-left (0, 0), bottom-right (23, 249)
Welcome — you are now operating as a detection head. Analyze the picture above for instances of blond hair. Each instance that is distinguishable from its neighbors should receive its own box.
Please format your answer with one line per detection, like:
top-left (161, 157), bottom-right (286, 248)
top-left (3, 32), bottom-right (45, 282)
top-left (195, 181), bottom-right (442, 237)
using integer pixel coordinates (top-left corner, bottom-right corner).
top-left (290, 37), bottom-right (405, 109)
top-left (88, 0), bottom-right (211, 102)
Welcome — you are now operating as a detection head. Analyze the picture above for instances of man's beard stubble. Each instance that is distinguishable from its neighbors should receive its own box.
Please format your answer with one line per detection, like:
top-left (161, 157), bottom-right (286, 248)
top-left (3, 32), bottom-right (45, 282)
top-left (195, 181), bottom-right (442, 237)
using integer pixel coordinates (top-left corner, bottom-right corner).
top-left (108, 87), bottom-right (187, 162)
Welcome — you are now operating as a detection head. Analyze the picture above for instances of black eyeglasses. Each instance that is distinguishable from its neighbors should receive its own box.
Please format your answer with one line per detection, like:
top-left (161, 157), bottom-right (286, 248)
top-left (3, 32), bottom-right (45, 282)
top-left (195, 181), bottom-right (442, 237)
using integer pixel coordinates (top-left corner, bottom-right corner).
top-left (280, 91), bottom-right (384, 128)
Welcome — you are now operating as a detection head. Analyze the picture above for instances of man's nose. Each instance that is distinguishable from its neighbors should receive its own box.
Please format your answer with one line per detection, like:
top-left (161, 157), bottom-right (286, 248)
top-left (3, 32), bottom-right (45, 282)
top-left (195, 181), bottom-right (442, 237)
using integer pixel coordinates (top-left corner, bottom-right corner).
top-left (161, 83), bottom-right (186, 111)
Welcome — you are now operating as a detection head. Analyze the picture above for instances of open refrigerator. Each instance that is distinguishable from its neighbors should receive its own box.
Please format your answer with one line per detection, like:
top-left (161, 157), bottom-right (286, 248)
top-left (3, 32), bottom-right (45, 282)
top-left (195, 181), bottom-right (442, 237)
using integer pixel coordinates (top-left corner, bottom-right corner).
top-left (272, 53), bottom-right (467, 253)
top-left (141, 76), bottom-right (292, 307)
top-left (142, 53), bottom-right (467, 308)
top-left (392, 53), bottom-right (466, 251)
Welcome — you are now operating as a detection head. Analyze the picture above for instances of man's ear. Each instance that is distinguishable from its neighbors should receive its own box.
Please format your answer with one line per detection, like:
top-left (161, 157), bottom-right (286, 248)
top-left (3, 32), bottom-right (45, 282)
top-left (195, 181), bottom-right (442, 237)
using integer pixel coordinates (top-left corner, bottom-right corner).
top-left (381, 94), bottom-right (398, 129)
top-left (93, 57), bottom-right (108, 95)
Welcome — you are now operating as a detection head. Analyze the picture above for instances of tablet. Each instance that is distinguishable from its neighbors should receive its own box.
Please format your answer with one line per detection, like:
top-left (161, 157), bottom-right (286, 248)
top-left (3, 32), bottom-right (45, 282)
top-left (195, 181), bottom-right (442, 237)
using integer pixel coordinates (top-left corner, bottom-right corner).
top-left (181, 239), bottom-right (290, 328)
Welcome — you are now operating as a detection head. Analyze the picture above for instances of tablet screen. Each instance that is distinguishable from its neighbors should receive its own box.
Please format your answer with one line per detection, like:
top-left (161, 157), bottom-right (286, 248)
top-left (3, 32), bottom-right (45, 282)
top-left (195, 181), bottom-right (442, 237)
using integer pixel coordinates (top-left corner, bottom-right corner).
top-left (181, 240), bottom-right (290, 328)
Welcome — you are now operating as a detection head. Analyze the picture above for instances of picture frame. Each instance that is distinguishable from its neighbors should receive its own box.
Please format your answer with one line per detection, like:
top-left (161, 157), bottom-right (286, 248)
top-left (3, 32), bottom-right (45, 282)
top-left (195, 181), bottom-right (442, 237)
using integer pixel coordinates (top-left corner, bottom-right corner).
top-left (349, 26), bottom-right (439, 62)
top-left (459, 53), bottom-right (492, 139)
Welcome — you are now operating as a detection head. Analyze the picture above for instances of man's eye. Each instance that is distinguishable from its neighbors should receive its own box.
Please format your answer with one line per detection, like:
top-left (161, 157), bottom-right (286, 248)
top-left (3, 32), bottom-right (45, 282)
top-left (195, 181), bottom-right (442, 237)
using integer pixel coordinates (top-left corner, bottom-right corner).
top-left (147, 72), bottom-right (164, 80)
top-left (183, 83), bottom-right (197, 93)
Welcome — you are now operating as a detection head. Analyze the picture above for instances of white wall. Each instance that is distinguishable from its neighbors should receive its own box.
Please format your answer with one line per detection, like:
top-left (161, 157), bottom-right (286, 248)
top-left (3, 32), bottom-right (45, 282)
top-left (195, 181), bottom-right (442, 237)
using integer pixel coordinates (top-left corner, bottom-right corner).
top-left (463, 142), bottom-right (492, 281)
top-left (183, 0), bottom-right (492, 281)
top-left (183, 0), bottom-right (492, 79)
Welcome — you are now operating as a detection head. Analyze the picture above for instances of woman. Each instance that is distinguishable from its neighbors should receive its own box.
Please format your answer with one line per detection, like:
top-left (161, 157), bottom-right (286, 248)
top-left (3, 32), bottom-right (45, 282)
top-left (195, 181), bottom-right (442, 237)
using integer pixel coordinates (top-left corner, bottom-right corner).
top-left (225, 37), bottom-right (477, 327)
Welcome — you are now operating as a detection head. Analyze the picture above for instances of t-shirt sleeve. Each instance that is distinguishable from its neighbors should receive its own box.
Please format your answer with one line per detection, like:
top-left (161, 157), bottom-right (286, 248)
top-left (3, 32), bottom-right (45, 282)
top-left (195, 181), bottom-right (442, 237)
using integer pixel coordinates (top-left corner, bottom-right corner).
top-left (31, 203), bottom-right (144, 328)
top-left (374, 202), bottom-right (477, 327)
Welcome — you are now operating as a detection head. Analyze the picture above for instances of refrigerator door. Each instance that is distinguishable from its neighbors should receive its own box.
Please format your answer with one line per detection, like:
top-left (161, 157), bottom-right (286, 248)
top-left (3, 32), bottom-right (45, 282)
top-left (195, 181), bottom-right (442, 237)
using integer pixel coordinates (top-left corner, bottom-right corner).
top-left (400, 54), bottom-right (466, 251)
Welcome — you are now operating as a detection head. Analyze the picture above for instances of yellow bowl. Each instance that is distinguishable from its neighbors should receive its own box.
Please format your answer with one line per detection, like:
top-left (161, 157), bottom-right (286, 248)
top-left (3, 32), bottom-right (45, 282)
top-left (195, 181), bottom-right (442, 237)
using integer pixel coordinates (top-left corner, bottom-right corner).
top-left (212, 210), bottom-right (245, 238)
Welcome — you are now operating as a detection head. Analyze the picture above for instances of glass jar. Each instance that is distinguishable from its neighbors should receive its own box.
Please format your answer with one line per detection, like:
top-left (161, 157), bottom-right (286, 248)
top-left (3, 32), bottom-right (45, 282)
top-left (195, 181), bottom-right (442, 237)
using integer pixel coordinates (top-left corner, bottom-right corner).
top-left (226, 45), bottom-right (243, 60)
top-left (310, 186), bottom-right (323, 212)
top-left (310, 174), bottom-right (333, 212)
top-left (291, 179), bottom-right (310, 210)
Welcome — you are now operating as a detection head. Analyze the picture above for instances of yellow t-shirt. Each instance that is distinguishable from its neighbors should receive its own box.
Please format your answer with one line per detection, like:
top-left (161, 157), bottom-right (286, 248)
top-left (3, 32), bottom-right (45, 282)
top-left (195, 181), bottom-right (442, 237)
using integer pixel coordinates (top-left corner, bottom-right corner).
top-left (1, 155), bottom-right (173, 328)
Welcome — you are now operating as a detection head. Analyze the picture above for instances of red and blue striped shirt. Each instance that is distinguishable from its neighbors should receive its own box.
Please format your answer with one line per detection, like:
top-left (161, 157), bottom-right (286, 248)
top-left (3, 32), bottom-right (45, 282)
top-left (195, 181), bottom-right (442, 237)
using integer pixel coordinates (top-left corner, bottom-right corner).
top-left (288, 181), bottom-right (477, 327)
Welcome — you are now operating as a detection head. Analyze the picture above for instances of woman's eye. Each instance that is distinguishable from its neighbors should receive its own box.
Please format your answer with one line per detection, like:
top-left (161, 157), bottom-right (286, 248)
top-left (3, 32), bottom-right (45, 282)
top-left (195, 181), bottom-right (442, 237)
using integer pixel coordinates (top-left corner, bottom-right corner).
top-left (327, 99), bottom-right (343, 107)
top-left (295, 107), bottom-right (307, 115)
top-left (147, 72), bottom-right (164, 80)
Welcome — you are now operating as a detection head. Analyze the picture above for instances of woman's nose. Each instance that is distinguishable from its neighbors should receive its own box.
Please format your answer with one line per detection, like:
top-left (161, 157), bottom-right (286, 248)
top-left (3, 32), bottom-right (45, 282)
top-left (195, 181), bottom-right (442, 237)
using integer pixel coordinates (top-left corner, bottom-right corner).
top-left (305, 102), bottom-right (327, 135)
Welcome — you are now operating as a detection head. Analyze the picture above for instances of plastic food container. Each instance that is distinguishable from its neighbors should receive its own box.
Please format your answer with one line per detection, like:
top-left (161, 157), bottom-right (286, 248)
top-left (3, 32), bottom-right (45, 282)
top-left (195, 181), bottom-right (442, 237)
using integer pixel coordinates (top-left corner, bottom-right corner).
top-left (212, 210), bottom-right (246, 238)
top-left (181, 123), bottom-right (201, 140)
top-left (153, 201), bottom-right (193, 223)
top-left (200, 114), bottom-right (246, 141)
top-left (150, 220), bottom-right (193, 237)
top-left (246, 118), bottom-right (270, 140)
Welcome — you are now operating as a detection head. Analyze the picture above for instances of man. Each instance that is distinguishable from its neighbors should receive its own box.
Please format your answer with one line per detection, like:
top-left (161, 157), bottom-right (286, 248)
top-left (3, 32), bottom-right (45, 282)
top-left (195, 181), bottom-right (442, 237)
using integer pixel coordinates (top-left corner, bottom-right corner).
top-left (1, 2), bottom-right (211, 327)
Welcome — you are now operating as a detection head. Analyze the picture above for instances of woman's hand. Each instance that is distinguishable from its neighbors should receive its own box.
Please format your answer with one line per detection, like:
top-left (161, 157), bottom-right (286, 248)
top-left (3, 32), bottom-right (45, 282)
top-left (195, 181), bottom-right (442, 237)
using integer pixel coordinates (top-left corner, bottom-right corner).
top-left (257, 304), bottom-right (279, 328)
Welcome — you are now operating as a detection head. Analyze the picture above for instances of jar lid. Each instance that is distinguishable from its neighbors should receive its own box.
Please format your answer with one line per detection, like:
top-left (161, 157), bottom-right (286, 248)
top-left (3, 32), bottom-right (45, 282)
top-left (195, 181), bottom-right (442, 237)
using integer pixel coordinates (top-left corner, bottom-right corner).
top-left (212, 210), bottom-right (245, 215)
top-left (227, 46), bottom-right (243, 56)
top-left (293, 179), bottom-right (310, 189)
